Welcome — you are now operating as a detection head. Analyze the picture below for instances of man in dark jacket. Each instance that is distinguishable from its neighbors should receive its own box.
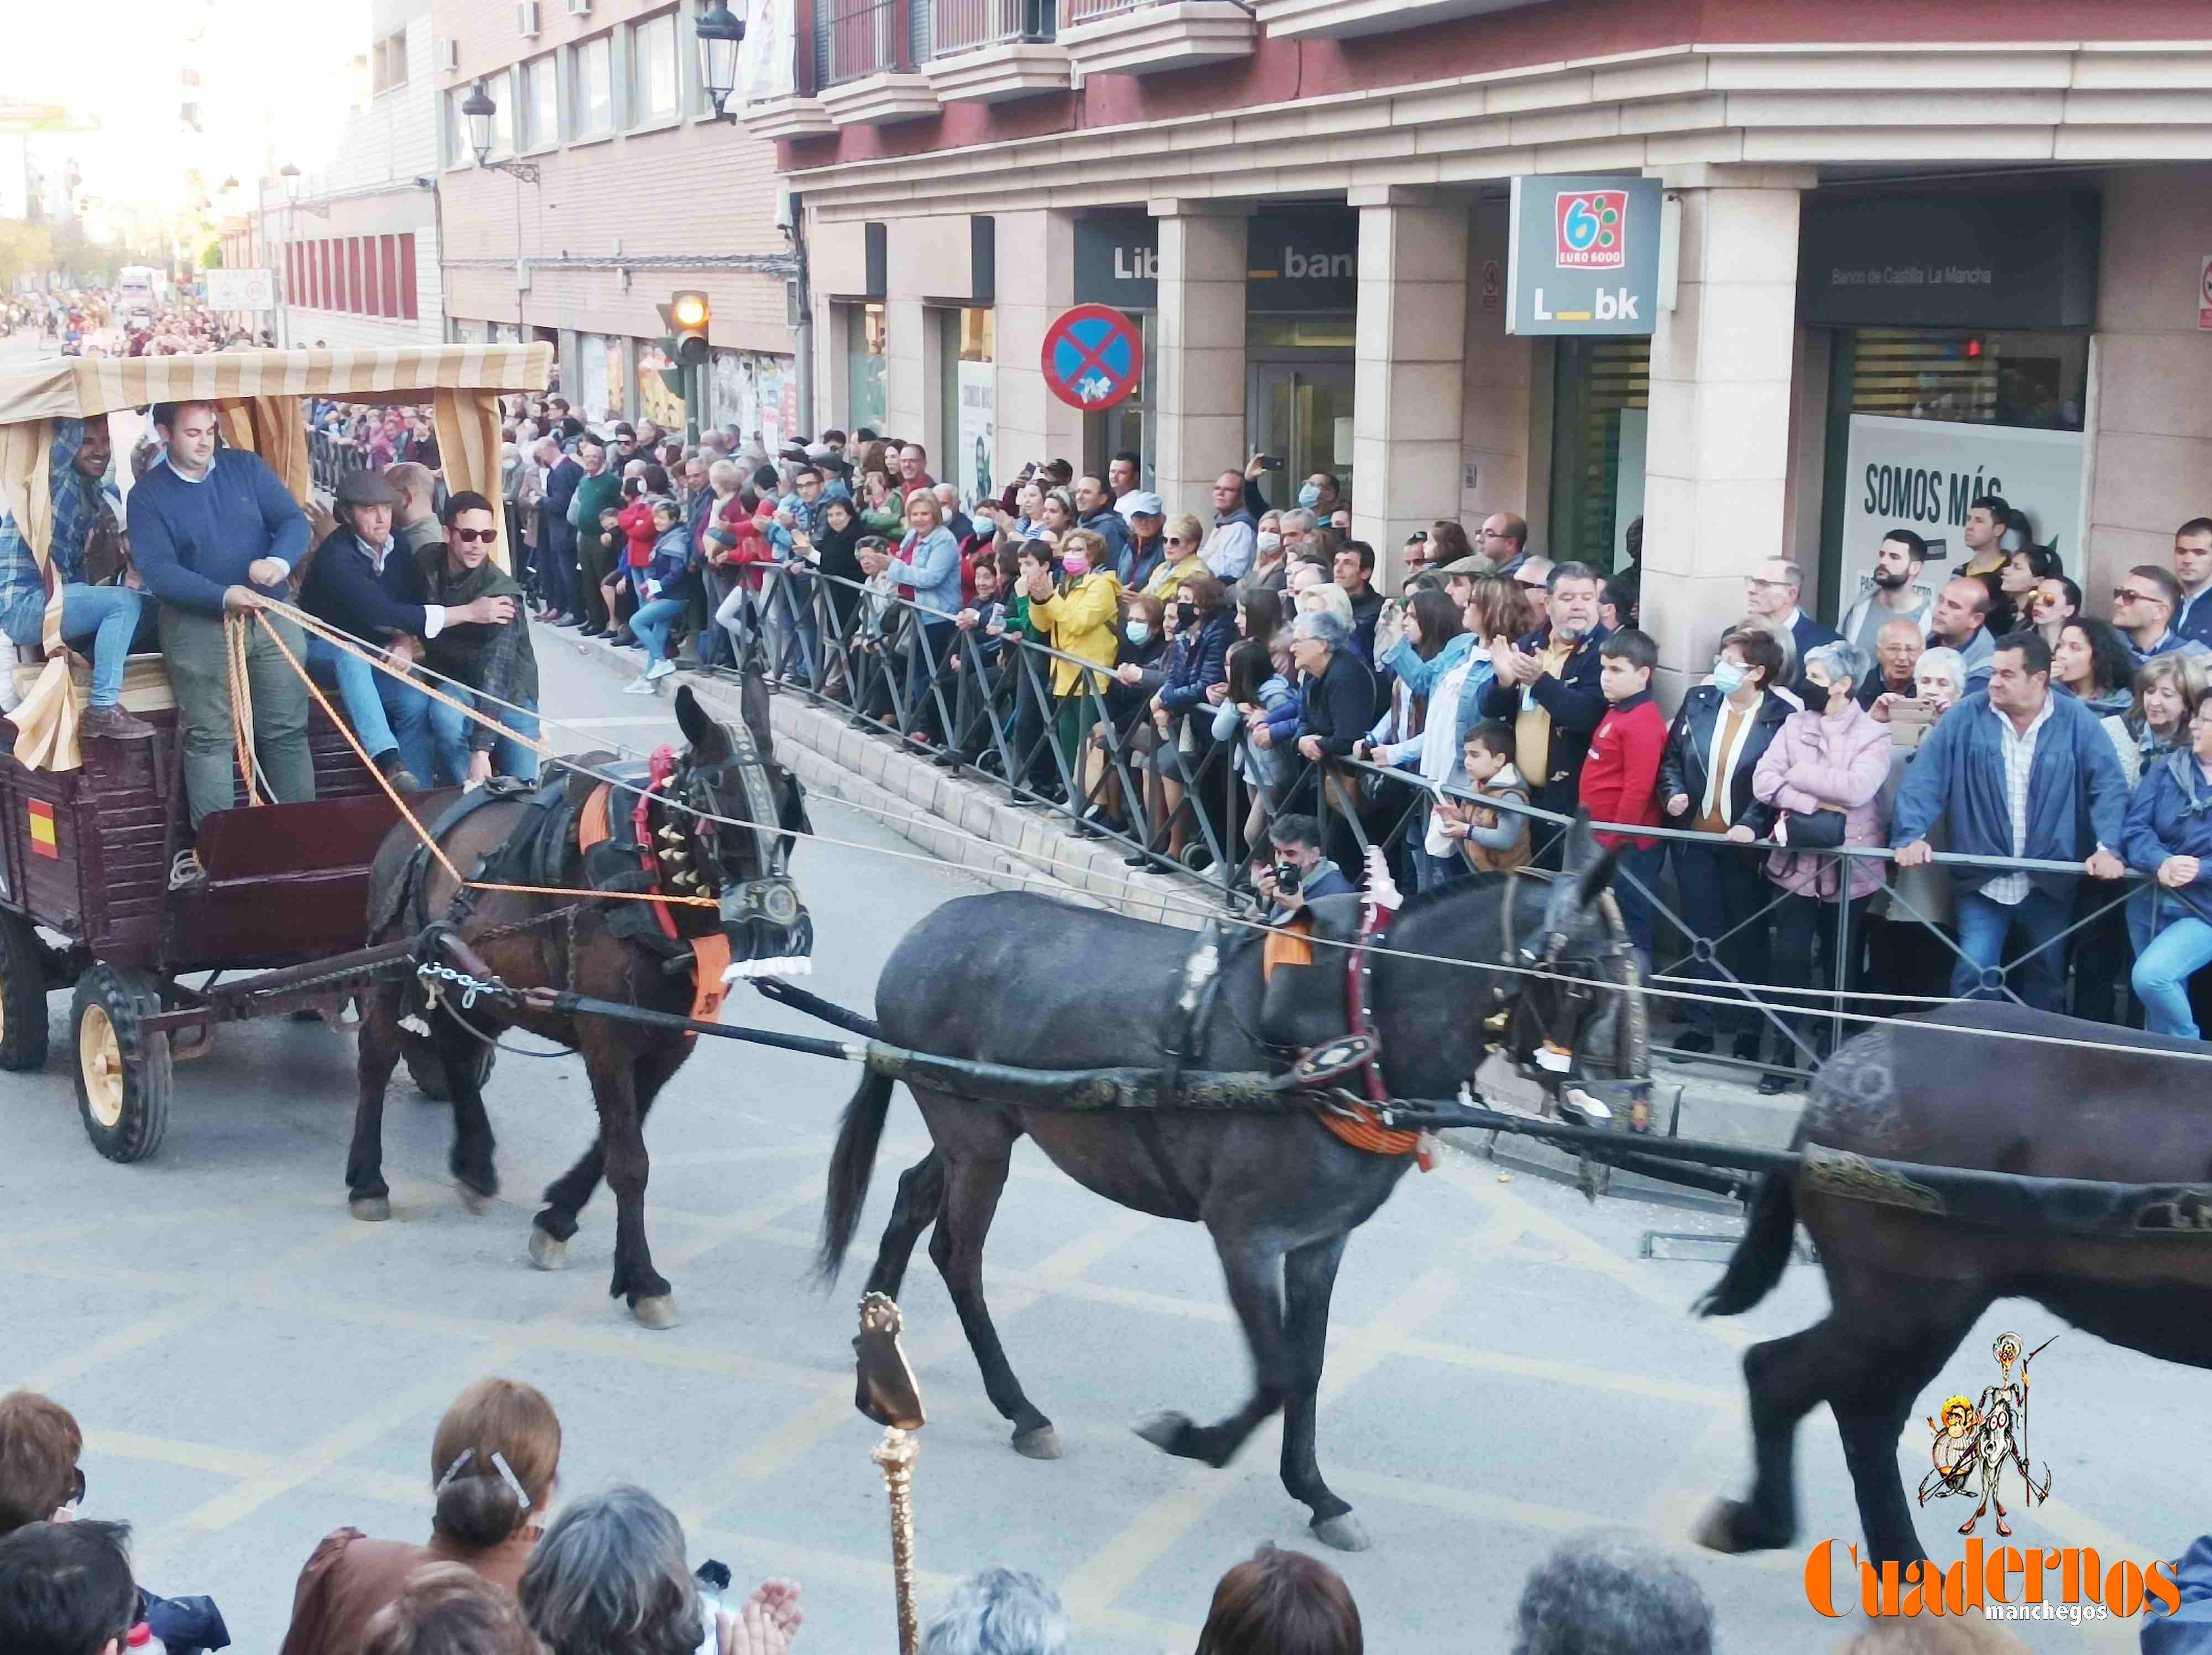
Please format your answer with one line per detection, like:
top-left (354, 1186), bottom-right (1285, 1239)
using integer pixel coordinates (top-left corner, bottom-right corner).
top-left (128, 399), bottom-right (315, 850)
top-left (1893, 631), bottom-right (2130, 1009)
top-left (418, 492), bottom-right (540, 787)
top-left (1744, 556), bottom-right (1841, 709)
top-left (570, 434), bottom-right (625, 637)
top-left (1073, 473), bottom-right (1131, 581)
top-left (1289, 610), bottom-right (1379, 764)
top-left (537, 437), bottom-right (583, 625)
top-left (1480, 560), bottom-right (1610, 867)
top-left (300, 469), bottom-right (508, 791)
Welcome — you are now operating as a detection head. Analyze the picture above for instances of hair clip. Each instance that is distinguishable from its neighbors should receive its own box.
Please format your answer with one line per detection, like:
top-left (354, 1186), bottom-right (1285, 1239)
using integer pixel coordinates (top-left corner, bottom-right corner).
top-left (434, 1447), bottom-right (531, 1508)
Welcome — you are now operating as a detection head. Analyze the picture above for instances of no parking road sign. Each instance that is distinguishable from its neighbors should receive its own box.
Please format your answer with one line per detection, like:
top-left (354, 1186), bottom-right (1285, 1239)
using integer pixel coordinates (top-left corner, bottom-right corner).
top-left (1041, 304), bottom-right (1144, 412)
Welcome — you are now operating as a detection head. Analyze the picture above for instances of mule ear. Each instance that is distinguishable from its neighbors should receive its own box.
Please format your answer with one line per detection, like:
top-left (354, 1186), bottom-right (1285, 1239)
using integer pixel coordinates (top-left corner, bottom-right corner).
top-left (739, 668), bottom-right (776, 762)
top-left (674, 683), bottom-right (714, 751)
top-left (1575, 842), bottom-right (1623, 912)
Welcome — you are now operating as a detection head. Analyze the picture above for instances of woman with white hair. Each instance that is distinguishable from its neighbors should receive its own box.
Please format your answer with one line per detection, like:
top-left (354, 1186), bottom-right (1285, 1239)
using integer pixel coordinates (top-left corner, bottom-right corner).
top-left (517, 1487), bottom-right (801, 1655)
top-left (1750, 638), bottom-right (1891, 1094)
top-left (921, 1568), bottom-right (1067, 1655)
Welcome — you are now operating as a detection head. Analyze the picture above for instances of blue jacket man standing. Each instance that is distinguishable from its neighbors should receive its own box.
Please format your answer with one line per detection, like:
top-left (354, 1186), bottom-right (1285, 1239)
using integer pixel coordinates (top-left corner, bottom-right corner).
top-left (127, 400), bottom-right (316, 868)
top-left (1891, 629), bottom-right (2130, 1009)
top-left (537, 436), bottom-right (583, 624)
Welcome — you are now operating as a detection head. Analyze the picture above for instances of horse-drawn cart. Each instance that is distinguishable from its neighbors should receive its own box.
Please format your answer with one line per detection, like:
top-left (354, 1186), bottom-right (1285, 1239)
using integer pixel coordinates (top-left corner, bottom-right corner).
top-left (0, 342), bottom-right (550, 1160)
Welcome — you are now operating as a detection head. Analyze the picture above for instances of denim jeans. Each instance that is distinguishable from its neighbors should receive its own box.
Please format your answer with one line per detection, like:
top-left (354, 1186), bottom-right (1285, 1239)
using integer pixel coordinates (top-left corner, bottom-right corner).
top-left (1952, 886), bottom-right (2070, 1010)
top-left (2131, 913), bottom-right (2212, 1038)
top-left (429, 691), bottom-right (540, 785)
top-left (305, 634), bottom-right (432, 780)
top-left (3, 583), bottom-right (148, 708)
top-left (630, 596), bottom-right (688, 663)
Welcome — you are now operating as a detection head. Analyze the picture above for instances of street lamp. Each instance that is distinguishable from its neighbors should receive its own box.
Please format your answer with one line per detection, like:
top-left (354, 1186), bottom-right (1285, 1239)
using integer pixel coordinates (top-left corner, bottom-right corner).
top-left (696, 1), bottom-right (745, 121)
top-left (279, 162), bottom-right (300, 205)
top-left (461, 81), bottom-right (540, 183)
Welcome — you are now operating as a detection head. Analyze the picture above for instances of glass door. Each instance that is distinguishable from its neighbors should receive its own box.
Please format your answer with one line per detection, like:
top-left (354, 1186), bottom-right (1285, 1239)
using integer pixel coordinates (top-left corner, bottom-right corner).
top-left (1248, 361), bottom-right (1355, 510)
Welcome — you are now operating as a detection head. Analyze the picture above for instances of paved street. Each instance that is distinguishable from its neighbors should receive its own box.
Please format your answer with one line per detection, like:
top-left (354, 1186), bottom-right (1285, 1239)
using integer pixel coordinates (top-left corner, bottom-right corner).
top-left (0, 633), bottom-right (2184, 1653)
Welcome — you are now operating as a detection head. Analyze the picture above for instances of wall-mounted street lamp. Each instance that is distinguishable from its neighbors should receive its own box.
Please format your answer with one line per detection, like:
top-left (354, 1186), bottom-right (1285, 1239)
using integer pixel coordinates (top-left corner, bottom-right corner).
top-left (462, 82), bottom-right (541, 184)
top-left (696, 1), bottom-right (745, 121)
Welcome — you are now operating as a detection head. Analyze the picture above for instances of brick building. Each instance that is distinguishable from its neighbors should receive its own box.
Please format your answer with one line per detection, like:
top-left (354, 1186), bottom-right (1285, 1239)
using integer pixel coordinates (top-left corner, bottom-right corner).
top-left (431, 0), bottom-right (800, 444)
top-left (731, 0), bottom-right (2212, 698)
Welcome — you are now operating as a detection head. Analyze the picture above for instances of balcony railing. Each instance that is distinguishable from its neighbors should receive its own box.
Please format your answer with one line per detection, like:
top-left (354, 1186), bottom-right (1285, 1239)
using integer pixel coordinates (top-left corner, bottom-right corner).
top-left (821, 0), bottom-right (902, 85)
top-left (933, 0), bottom-right (1053, 55)
top-left (1060, 0), bottom-right (1144, 23)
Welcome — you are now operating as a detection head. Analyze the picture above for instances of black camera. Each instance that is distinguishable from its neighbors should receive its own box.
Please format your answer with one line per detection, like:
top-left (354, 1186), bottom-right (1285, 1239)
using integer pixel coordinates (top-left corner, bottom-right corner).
top-left (1271, 861), bottom-right (1303, 896)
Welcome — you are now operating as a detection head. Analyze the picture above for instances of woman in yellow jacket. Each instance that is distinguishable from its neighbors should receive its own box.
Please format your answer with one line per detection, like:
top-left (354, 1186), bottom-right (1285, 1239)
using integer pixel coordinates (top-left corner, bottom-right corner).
top-left (1022, 525), bottom-right (1124, 771)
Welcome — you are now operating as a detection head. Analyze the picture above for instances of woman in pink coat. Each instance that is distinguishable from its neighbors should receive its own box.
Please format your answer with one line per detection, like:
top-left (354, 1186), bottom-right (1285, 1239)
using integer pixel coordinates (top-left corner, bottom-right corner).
top-left (1749, 639), bottom-right (1893, 1094)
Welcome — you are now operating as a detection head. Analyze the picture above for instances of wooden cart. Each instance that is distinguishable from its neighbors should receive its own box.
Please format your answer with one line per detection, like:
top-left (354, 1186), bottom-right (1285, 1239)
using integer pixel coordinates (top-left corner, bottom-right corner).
top-left (0, 343), bottom-right (550, 1160)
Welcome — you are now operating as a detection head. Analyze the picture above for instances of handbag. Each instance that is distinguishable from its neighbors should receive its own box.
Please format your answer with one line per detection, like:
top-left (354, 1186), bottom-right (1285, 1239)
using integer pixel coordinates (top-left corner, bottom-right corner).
top-left (1775, 805), bottom-right (1848, 850)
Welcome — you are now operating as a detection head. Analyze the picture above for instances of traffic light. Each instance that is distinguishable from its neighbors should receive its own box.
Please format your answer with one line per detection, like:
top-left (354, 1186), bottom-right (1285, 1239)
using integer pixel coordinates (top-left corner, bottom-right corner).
top-left (661, 289), bottom-right (710, 366)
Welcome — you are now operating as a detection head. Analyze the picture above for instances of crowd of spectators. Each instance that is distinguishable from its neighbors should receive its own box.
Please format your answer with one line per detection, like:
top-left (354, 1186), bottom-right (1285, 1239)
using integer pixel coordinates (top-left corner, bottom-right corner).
top-left (494, 398), bottom-right (2212, 1078)
top-left (14, 1382), bottom-right (2099, 1654)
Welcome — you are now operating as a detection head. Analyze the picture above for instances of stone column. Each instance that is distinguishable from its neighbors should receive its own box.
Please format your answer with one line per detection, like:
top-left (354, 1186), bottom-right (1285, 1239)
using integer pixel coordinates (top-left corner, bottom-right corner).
top-left (1151, 200), bottom-right (1248, 521)
top-left (884, 295), bottom-right (928, 451)
top-left (1640, 165), bottom-right (1817, 706)
top-left (1351, 188), bottom-right (1469, 588)
top-left (992, 211), bottom-right (1084, 490)
top-left (1460, 196), bottom-right (1538, 550)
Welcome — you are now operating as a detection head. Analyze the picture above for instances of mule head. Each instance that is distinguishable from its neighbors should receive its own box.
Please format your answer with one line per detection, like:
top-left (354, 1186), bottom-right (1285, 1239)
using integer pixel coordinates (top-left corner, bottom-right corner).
top-left (667, 684), bottom-right (812, 965)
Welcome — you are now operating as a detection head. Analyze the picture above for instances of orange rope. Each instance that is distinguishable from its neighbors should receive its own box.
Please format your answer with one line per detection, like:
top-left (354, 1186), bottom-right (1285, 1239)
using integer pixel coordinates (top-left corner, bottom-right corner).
top-left (249, 609), bottom-right (716, 909)
top-left (1314, 1103), bottom-right (1426, 1161)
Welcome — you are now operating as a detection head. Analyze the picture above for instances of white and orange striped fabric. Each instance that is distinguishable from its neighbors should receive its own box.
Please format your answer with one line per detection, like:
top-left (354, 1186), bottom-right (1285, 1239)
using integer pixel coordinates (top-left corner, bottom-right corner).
top-left (0, 343), bottom-right (550, 773)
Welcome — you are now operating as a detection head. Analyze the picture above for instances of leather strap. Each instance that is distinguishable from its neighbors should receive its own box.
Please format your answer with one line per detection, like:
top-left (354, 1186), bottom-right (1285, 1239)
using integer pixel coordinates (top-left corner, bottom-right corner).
top-left (687, 933), bottom-right (732, 1031)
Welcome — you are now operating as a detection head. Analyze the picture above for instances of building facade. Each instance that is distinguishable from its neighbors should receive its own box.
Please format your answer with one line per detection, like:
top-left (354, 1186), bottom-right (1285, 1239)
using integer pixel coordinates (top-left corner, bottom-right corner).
top-left (253, 0), bottom-right (447, 351)
top-left (432, 0), bottom-right (800, 443)
top-left (742, 0), bottom-right (2212, 697)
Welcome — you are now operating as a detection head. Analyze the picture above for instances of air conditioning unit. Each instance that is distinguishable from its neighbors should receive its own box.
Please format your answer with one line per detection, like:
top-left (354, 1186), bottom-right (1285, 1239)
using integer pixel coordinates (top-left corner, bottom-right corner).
top-left (517, 1), bottom-right (541, 37)
top-left (566, 0), bottom-right (591, 15)
top-left (440, 37), bottom-right (460, 69)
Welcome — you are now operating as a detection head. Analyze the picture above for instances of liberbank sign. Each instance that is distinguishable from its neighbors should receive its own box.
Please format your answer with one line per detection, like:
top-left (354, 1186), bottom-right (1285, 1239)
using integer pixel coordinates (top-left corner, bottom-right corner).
top-left (1506, 174), bottom-right (1663, 336)
top-left (1074, 211), bottom-right (1361, 313)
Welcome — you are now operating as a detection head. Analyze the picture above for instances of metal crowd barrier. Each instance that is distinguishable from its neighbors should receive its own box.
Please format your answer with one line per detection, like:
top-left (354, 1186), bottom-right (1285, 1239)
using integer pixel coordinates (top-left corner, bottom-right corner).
top-left (308, 429), bottom-right (373, 495)
top-left (564, 549), bottom-right (2168, 1082)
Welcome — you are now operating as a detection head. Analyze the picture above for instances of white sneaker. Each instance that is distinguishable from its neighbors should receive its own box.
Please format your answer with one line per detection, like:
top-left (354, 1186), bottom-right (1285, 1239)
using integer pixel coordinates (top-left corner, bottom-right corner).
top-left (621, 675), bottom-right (658, 695)
top-left (645, 658), bottom-right (676, 681)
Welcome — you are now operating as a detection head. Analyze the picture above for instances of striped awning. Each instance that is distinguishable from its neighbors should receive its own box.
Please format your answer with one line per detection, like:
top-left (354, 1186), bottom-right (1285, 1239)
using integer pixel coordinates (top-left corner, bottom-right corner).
top-left (0, 342), bottom-right (553, 422)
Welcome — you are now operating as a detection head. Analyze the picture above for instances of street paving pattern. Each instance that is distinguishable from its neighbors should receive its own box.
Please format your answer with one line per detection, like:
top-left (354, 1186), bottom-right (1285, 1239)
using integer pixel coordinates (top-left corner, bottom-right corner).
top-left (0, 637), bottom-right (2189, 1652)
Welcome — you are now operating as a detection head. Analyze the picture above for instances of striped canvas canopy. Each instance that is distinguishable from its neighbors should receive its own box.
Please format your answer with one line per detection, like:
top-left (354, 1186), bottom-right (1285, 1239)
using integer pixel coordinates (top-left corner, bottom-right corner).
top-left (0, 342), bottom-right (552, 773)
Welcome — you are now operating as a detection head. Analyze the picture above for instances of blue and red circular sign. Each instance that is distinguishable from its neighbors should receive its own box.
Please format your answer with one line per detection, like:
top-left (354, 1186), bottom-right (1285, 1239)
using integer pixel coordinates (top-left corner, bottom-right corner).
top-left (1041, 304), bottom-right (1145, 412)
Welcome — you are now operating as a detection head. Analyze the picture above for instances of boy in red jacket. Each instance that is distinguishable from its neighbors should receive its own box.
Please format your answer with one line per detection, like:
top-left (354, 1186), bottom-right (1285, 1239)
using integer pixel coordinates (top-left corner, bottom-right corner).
top-left (1581, 627), bottom-right (1667, 957)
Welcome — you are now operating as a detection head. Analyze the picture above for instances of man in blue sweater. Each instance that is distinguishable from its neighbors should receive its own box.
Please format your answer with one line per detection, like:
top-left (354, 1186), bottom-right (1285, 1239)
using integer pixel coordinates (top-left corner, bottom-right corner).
top-left (1892, 630), bottom-right (2130, 1009)
top-left (126, 400), bottom-right (316, 858)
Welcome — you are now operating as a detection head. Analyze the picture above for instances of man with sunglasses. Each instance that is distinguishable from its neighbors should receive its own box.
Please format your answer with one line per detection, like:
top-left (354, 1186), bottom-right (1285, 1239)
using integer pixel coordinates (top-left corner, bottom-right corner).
top-left (417, 493), bottom-right (540, 788)
top-left (2112, 564), bottom-right (2208, 668)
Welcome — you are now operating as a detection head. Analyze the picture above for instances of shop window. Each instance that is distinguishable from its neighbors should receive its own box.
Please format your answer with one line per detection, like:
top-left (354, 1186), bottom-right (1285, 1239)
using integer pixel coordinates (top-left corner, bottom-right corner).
top-left (846, 303), bottom-right (888, 438)
top-left (938, 308), bottom-right (995, 508)
top-left (1841, 327), bottom-right (2085, 433)
top-left (1548, 337), bottom-right (1650, 576)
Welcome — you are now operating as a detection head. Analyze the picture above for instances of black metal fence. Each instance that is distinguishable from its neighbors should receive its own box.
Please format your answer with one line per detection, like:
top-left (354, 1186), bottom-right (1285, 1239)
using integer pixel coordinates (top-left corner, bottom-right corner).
top-left (308, 430), bottom-right (373, 495)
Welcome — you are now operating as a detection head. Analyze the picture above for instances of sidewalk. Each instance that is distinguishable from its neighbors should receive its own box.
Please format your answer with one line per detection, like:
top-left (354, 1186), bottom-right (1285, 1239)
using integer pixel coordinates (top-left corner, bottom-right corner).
top-left (545, 623), bottom-right (1807, 1174)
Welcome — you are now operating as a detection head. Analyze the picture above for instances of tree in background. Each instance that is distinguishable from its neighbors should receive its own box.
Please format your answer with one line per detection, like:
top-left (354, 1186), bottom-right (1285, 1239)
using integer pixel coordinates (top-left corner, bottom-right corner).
top-left (0, 220), bottom-right (56, 289)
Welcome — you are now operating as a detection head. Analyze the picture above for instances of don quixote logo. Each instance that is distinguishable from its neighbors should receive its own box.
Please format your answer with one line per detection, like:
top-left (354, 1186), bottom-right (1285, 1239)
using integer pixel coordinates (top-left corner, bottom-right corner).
top-left (1803, 1334), bottom-right (2183, 1626)
top-left (1554, 190), bottom-right (1627, 269)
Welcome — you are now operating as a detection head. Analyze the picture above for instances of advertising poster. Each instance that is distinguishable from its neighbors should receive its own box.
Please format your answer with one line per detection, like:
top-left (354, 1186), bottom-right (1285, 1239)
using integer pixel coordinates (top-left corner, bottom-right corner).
top-left (737, 0), bottom-right (796, 103)
top-left (601, 336), bottom-right (627, 422)
top-left (1837, 414), bottom-right (2087, 602)
top-left (636, 342), bottom-right (688, 433)
top-left (956, 358), bottom-right (994, 508)
top-left (576, 337), bottom-right (609, 428)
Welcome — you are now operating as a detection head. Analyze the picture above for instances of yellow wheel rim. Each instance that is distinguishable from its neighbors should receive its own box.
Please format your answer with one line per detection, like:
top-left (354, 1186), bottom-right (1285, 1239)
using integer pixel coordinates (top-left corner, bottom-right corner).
top-left (81, 1005), bottom-right (125, 1129)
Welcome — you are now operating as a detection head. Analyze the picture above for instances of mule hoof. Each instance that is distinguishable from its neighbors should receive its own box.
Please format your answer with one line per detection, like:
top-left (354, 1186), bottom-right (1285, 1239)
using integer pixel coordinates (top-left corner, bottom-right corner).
top-left (458, 1185), bottom-right (496, 1216)
top-left (349, 1195), bottom-right (392, 1223)
top-left (1693, 1498), bottom-right (1765, 1555)
top-left (527, 1227), bottom-right (569, 1271)
top-left (1132, 1410), bottom-right (1191, 1453)
top-left (1311, 1513), bottom-right (1371, 1553)
top-left (1012, 1425), bottom-right (1062, 1461)
top-left (632, 1294), bottom-right (682, 1330)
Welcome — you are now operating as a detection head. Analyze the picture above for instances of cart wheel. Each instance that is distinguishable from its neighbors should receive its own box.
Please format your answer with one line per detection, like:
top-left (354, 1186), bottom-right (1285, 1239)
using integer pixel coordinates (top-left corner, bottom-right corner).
top-left (0, 911), bottom-right (51, 1071)
top-left (72, 965), bottom-right (172, 1164)
top-left (405, 1041), bottom-right (495, 1102)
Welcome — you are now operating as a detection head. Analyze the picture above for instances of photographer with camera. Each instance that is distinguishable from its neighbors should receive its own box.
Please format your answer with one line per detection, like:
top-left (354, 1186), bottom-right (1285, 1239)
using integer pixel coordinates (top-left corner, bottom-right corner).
top-left (1251, 813), bottom-right (1355, 923)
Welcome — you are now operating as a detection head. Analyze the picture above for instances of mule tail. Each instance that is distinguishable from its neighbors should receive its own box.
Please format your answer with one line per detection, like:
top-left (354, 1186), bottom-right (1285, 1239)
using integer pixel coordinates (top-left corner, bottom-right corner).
top-left (1694, 1173), bottom-right (1796, 1317)
top-left (817, 1069), bottom-right (897, 1284)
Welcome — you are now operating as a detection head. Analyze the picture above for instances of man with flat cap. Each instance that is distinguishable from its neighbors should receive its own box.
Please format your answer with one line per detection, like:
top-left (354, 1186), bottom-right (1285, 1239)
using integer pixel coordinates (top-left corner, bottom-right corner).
top-left (299, 469), bottom-right (514, 791)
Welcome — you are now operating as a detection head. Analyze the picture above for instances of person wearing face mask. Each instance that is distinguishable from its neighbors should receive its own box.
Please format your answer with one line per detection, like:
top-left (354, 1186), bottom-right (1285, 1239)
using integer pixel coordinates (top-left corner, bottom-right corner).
top-left (1021, 527), bottom-right (1124, 785)
top-left (1238, 518), bottom-right (1288, 600)
top-left (1129, 575), bottom-right (1235, 870)
top-left (1077, 591), bottom-right (1171, 840)
top-left (1660, 623), bottom-right (1791, 1061)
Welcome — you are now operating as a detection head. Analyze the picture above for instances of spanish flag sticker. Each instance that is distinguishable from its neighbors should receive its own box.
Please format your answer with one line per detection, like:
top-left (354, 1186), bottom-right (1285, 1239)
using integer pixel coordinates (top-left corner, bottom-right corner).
top-left (27, 799), bottom-right (57, 858)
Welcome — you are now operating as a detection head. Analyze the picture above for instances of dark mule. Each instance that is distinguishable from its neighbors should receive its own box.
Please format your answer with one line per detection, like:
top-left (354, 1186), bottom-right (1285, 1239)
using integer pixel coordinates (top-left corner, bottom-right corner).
top-left (818, 821), bottom-right (1639, 1549)
top-left (1695, 1000), bottom-right (2212, 1565)
top-left (348, 680), bottom-right (810, 1329)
